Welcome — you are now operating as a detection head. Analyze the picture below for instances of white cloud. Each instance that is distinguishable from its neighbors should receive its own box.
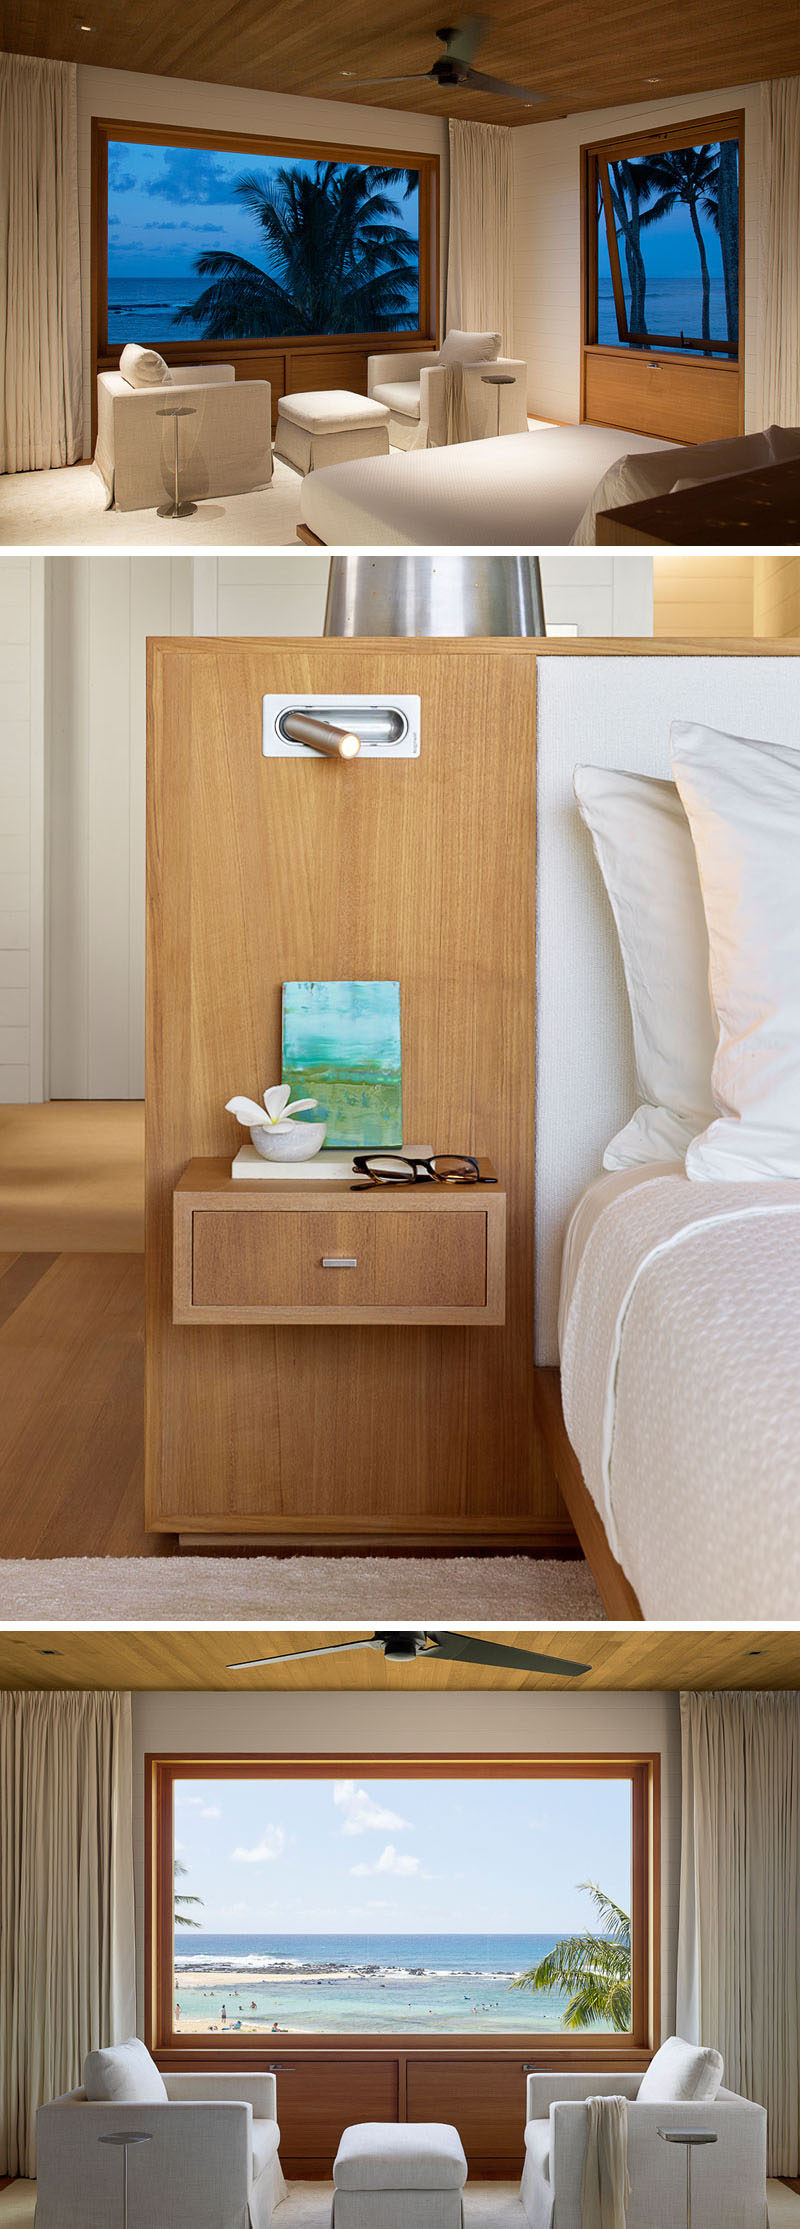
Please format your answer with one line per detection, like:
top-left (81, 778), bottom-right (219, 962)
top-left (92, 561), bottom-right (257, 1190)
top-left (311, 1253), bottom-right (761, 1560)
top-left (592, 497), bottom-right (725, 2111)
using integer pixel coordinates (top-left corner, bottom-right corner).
top-left (232, 1824), bottom-right (287, 1864)
top-left (333, 1780), bottom-right (411, 1837)
top-left (176, 1795), bottom-right (222, 1819)
top-left (350, 1843), bottom-right (430, 1880)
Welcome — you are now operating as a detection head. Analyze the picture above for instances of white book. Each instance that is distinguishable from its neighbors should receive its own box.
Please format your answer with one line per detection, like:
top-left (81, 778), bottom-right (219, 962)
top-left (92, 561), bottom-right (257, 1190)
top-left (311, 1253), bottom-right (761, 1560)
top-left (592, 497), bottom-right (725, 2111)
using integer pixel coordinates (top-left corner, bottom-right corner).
top-left (231, 1143), bottom-right (431, 1181)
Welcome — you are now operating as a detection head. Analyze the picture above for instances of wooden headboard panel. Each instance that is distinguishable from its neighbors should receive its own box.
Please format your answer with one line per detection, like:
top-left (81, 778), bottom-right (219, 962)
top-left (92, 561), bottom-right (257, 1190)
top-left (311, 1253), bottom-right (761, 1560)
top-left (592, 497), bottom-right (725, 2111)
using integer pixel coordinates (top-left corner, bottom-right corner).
top-left (145, 634), bottom-right (568, 1549)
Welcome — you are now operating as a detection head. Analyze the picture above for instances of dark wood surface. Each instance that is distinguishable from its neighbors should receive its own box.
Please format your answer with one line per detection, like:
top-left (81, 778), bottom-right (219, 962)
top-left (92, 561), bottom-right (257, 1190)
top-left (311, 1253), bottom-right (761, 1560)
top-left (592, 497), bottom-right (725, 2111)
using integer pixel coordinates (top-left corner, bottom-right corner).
top-left (9, 0), bottom-right (800, 127)
top-left (596, 456), bottom-right (800, 547)
top-left (532, 1367), bottom-right (643, 1620)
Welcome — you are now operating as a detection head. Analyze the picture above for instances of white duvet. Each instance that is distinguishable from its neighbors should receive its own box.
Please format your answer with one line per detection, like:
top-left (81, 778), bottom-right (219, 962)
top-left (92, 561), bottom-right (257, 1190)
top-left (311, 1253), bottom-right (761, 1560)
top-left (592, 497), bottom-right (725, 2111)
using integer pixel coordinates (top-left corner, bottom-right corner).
top-left (559, 1164), bottom-right (800, 1618)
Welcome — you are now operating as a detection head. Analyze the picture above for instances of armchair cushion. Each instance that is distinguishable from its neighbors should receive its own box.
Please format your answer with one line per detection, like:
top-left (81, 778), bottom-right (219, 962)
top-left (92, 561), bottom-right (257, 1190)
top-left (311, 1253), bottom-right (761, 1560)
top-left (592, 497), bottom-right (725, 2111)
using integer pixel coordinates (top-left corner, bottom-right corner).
top-left (370, 380), bottom-right (422, 420)
top-left (83, 2036), bottom-right (168, 2104)
top-left (637, 2034), bottom-right (723, 2103)
top-left (439, 328), bottom-right (501, 364)
top-left (119, 343), bottom-right (173, 389)
top-left (252, 2122), bottom-right (281, 2179)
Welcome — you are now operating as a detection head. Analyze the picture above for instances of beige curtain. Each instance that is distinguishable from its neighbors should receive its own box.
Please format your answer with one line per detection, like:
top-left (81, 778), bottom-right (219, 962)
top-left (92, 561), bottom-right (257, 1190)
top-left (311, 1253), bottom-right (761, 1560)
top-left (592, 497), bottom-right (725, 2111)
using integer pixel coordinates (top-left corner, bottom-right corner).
top-left (446, 118), bottom-right (515, 349)
top-left (754, 78), bottom-right (800, 429)
top-left (0, 53), bottom-right (83, 472)
top-left (677, 1691), bottom-right (800, 2174)
top-left (0, 1690), bottom-right (136, 2177)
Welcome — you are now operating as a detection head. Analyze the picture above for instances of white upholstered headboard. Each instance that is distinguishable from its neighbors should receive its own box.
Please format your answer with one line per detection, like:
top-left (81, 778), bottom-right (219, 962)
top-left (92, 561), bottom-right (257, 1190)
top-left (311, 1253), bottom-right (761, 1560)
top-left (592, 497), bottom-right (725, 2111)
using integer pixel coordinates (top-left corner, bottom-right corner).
top-left (534, 651), bottom-right (800, 1364)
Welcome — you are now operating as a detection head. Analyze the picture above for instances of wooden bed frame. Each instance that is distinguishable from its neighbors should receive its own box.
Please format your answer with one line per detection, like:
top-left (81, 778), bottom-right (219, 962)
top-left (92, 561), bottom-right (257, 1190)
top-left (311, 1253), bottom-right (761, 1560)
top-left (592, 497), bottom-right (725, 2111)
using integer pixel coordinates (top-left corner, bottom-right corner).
top-left (533, 1366), bottom-right (643, 1618)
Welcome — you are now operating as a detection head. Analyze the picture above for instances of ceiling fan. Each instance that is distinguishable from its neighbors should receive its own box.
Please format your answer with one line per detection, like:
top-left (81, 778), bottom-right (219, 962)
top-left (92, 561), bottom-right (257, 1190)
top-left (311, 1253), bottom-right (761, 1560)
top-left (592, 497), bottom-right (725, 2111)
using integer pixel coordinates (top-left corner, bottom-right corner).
top-left (227, 1629), bottom-right (591, 1677)
top-left (340, 19), bottom-right (547, 107)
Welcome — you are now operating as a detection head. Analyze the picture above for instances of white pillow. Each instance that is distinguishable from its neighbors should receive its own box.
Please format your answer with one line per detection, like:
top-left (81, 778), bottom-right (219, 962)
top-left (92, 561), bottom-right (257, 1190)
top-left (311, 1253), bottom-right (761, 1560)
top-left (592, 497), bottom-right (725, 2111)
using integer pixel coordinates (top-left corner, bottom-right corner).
top-left (671, 718), bottom-right (800, 1180)
top-left (118, 343), bottom-right (174, 390)
top-left (637, 2035), bottom-right (723, 2104)
top-left (84, 2037), bottom-right (168, 2104)
top-left (573, 764), bottom-right (717, 1167)
top-left (438, 328), bottom-right (501, 365)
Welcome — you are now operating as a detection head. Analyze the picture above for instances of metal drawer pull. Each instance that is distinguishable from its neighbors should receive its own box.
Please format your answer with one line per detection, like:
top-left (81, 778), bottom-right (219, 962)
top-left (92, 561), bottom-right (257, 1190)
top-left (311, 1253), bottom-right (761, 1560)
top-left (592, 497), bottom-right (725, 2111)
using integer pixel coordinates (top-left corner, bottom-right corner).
top-left (322, 1256), bottom-right (358, 1268)
top-left (267, 2063), bottom-right (296, 2072)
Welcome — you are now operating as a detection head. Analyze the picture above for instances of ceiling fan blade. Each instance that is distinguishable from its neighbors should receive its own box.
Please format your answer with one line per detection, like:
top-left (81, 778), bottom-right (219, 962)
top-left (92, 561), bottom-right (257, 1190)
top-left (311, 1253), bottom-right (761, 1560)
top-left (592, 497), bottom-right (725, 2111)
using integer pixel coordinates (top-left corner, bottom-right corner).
top-left (226, 1637), bottom-right (379, 1671)
top-left (425, 1631), bottom-right (591, 1678)
top-left (444, 15), bottom-right (489, 64)
top-left (339, 71), bottom-right (436, 85)
top-left (461, 65), bottom-right (546, 103)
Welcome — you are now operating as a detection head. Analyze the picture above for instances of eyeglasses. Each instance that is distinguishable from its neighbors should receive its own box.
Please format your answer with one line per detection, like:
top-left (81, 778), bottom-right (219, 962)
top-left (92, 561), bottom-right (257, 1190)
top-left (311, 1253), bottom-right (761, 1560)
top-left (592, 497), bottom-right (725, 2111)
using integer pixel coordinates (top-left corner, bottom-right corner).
top-left (350, 1153), bottom-right (496, 1190)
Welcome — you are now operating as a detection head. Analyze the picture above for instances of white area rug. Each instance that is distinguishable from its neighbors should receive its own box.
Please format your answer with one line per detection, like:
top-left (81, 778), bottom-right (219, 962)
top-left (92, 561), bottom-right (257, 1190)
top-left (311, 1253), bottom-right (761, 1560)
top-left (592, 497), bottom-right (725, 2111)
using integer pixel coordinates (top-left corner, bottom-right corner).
top-left (0, 1555), bottom-right (603, 1620)
top-left (2, 2182), bottom-right (798, 2226)
top-left (0, 456), bottom-right (304, 546)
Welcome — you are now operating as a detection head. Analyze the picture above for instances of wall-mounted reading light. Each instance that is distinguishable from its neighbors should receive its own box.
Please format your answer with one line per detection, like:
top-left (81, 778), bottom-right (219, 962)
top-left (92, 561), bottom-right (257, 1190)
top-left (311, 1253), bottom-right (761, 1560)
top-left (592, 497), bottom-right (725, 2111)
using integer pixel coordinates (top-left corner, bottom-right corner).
top-left (281, 711), bottom-right (361, 759)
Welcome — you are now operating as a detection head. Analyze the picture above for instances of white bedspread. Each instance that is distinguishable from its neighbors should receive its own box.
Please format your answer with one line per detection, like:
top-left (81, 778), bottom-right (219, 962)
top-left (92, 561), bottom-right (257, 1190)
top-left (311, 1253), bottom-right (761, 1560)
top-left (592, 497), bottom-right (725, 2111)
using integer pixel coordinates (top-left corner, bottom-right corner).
top-left (559, 1165), bottom-right (800, 1617)
top-left (299, 423), bottom-right (675, 546)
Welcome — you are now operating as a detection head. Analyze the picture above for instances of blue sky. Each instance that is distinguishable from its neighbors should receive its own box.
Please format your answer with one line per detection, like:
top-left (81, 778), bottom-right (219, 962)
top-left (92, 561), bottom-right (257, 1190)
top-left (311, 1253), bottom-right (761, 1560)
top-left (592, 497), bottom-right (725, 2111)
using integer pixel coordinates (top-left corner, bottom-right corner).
top-left (108, 140), bottom-right (419, 279)
top-left (174, 1775), bottom-right (631, 1936)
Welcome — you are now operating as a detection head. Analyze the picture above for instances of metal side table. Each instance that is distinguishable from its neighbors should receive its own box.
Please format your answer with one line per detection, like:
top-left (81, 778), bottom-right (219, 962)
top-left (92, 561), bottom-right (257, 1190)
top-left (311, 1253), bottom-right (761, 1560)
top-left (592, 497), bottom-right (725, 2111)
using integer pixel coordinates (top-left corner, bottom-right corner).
top-left (657, 2125), bottom-right (718, 2229)
top-left (99, 2128), bottom-right (153, 2228)
top-left (481, 372), bottom-right (516, 437)
top-left (156, 404), bottom-right (197, 519)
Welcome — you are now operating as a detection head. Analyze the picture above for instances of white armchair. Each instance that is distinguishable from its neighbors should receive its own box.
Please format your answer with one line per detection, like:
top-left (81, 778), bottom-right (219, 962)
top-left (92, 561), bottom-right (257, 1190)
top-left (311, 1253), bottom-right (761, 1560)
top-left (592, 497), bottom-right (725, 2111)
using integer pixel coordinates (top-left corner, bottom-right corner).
top-left (35, 2071), bottom-right (286, 2229)
top-left (520, 2070), bottom-right (767, 2229)
top-left (93, 364), bottom-right (273, 512)
top-left (368, 347), bottom-right (528, 449)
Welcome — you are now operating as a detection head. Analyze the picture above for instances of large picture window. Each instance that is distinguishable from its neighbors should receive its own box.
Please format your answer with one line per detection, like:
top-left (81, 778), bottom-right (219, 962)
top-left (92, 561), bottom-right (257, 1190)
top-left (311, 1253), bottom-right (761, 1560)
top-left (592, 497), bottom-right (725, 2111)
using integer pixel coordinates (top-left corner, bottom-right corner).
top-left (590, 127), bottom-right (740, 361)
top-left (93, 121), bottom-right (437, 360)
top-left (147, 1754), bottom-right (658, 2057)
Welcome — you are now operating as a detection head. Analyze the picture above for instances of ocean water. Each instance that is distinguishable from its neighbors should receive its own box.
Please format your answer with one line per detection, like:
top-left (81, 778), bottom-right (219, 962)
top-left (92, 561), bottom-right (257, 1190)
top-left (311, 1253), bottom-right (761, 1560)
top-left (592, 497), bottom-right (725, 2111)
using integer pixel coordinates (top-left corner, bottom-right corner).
top-left (172, 1931), bottom-right (606, 2035)
top-left (598, 276), bottom-right (735, 354)
top-left (106, 275), bottom-right (417, 343)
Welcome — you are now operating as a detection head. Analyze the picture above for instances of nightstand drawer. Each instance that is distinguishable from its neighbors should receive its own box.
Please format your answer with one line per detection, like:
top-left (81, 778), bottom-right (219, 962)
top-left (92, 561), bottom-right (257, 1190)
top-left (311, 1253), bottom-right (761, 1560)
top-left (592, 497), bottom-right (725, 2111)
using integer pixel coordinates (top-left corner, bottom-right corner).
top-left (191, 1207), bottom-right (487, 1312)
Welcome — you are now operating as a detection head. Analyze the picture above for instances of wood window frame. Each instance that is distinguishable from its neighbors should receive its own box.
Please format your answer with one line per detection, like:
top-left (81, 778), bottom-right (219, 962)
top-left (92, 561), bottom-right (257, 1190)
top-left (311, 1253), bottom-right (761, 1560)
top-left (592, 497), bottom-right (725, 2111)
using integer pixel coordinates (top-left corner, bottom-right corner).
top-left (146, 1751), bottom-right (660, 2069)
top-left (580, 111), bottom-right (745, 441)
top-left (91, 117), bottom-right (438, 430)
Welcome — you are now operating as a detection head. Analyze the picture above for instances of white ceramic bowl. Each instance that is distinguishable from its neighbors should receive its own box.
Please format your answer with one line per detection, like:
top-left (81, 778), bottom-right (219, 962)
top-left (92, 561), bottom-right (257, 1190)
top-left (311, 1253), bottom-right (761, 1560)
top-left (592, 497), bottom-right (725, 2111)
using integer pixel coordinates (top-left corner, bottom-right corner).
top-left (249, 1121), bottom-right (327, 1162)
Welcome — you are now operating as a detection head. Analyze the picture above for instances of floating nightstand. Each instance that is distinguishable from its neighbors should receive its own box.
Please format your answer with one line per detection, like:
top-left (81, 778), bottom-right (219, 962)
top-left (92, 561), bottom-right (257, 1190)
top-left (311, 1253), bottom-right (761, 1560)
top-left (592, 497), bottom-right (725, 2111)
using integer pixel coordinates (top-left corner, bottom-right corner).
top-left (173, 1159), bottom-right (506, 1327)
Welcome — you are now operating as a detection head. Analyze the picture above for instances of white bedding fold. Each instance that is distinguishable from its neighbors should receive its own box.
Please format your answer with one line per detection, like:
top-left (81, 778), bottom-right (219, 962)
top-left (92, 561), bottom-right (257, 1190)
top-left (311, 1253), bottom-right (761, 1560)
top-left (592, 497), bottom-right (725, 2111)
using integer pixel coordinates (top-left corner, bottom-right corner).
top-left (560, 1168), bottom-right (800, 1617)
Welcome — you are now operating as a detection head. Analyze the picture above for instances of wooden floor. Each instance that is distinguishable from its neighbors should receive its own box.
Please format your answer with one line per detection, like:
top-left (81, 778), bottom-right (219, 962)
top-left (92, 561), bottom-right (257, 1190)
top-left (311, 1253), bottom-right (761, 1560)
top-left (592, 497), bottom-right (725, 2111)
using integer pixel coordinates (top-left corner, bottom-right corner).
top-left (0, 1249), bottom-right (159, 1555)
top-left (0, 1102), bottom-right (144, 1254)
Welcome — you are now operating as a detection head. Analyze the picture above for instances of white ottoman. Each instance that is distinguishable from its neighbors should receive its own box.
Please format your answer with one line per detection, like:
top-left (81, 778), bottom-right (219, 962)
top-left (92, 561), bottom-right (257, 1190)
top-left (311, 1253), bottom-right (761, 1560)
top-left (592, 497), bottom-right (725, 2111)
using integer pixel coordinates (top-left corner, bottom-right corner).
top-left (333, 2121), bottom-right (467, 2229)
top-left (274, 389), bottom-right (390, 474)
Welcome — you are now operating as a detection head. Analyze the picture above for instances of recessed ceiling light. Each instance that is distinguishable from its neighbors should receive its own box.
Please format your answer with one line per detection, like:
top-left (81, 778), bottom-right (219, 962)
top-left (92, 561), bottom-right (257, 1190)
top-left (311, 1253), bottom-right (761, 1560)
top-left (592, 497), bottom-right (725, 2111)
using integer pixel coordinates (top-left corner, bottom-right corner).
top-left (76, 19), bottom-right (94, 28)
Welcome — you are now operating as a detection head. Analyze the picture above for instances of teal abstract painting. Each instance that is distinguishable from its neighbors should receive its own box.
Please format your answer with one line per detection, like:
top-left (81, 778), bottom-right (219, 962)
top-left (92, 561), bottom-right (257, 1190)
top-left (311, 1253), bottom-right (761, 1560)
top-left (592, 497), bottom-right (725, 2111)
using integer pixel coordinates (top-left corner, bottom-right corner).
top-left (282, 981), bottom-right (402, 1149)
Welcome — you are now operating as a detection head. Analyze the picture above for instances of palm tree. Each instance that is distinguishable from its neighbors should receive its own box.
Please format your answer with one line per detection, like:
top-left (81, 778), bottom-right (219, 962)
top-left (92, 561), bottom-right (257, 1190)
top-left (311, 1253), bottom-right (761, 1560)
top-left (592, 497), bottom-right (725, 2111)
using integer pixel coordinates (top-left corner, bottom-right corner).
top-left (607, 160), bottom-right (652, 341)
top-left (511, 1883), bottom-right (631, 2032)
top-left (174, 1857), bottom-right (203, 1930)
top-left (639, 146), bottom-right (722, 351)
top-left (176, 161), bottom-right (419, 339)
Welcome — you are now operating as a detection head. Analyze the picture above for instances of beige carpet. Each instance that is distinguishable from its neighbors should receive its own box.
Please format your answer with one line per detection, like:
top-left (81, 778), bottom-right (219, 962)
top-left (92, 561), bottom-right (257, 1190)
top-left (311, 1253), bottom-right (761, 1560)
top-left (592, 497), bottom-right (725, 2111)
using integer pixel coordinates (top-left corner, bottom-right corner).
top-left (0, 456), bottom-right (305, 546)
top-left (2, 2181), bottom-right (798, 2225)
top-left (0, 1554), bottom-right (604, 1619)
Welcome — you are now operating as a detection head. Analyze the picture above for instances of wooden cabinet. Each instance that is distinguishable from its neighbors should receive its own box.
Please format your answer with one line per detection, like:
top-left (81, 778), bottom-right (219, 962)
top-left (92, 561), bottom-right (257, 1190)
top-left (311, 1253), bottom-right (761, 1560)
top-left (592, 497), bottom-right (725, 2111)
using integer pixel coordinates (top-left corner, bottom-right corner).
top-left (584, 345), bottom-right (741, 444)
top-left (259, 2053), bottom-right (399, 2175)
top-left (173, 1160), bottom-right (505, 1326)
top-left (406, 2054), bottom-right (529, 2176)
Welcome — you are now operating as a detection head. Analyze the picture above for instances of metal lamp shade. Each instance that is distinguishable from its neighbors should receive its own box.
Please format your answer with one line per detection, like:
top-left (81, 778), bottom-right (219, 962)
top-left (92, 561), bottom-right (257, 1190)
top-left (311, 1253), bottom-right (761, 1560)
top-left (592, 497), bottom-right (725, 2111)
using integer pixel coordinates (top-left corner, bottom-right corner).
top-left (323, 555), bottom-right (546, 638)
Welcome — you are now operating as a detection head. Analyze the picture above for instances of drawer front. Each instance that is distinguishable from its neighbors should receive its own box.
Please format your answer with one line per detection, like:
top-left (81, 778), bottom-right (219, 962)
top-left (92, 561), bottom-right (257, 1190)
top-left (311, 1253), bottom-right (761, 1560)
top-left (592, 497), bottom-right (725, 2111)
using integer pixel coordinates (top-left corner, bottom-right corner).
top-left (406, 2055), bottom-right (528, 2174)
top-left (584, 348), bottom-right (740, 442)
top-left (191, 1208), bottom-right (487, 1312)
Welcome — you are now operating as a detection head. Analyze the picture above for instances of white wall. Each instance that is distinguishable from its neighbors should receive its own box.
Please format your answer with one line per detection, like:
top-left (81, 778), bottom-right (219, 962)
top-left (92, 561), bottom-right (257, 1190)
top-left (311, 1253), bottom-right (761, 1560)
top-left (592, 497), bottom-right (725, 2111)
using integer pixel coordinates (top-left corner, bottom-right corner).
top-left (131, 1686), bottom-right (682, 2039)
top-left (194, 553), bottom-right (653, 639)
top-left (76, 65), bottom-right (449, 458)
top-left (513, 84), bottom-right (763, 426)
top-left (0, 558), bottom-right (45, 1102)
top-left (48, 557), bottom-right (193, 1098)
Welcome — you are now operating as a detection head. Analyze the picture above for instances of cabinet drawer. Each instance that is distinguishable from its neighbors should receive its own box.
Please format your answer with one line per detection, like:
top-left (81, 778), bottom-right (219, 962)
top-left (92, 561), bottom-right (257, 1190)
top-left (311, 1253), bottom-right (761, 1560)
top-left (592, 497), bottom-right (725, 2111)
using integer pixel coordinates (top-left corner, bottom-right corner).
top-left (184, 1205), bottom-right (493, 1321)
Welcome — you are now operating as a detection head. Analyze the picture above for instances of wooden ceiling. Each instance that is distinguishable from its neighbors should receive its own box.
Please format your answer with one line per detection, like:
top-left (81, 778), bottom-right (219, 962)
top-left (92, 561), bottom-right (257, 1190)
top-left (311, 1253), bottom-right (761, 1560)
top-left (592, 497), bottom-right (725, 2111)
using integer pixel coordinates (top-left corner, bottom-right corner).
top-left (1, 1628), bottom-right (798, 1691)
top-left (7, 0), bottom-right (800, 127)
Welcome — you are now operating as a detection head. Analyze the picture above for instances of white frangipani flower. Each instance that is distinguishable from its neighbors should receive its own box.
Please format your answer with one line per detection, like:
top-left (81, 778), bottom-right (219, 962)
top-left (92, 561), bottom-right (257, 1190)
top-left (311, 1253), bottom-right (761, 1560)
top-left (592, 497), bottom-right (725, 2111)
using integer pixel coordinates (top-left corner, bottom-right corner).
top-left (226, 1082), bottom-right (318, 1133)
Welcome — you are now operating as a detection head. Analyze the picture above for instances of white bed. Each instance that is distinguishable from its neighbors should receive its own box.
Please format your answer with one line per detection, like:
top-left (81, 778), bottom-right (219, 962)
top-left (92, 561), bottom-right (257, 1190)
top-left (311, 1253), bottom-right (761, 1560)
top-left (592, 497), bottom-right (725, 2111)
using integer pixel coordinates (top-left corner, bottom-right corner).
top-left (559, 1164), bottom-right (800, 1618)
top-left (533, 652), bottom-right (800, 1620)
top-left (298, 422), bottom-right (676, 546)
